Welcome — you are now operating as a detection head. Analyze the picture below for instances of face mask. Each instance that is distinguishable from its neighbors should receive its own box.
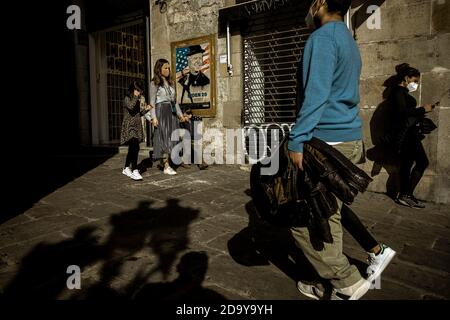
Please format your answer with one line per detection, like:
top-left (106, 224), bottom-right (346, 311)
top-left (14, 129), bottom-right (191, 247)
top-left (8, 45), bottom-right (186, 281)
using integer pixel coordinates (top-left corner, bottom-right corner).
top-left (407, 82), bottom-right (418, 93)
top-left (305, 0), bottom-right (323, 30)
top-left (305, 10), bottom-right (315, 29)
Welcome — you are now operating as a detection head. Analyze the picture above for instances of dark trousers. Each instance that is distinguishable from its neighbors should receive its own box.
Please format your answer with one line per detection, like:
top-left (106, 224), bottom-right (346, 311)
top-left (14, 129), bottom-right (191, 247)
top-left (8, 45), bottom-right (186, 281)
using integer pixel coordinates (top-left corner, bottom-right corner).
top-left (341, 205), bottom-right (378, 252)
top-left (125, 138), bottom-right (140, 170)
top-left (399, 140), bottom-right (429, 196)
top-left (180, 119), bottom-right (202, 164)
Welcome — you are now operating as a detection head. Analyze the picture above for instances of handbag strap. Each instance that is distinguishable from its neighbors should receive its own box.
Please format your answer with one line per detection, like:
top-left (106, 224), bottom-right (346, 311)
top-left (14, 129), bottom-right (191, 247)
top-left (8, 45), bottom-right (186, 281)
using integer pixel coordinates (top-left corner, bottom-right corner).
top-left (162, 84), bottom-right (175, 103)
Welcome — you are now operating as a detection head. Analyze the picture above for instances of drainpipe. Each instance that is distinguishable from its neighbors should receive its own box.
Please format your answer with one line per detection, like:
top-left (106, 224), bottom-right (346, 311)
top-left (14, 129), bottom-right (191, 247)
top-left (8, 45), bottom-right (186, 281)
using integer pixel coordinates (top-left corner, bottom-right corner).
top-left (145, 16), bottom-right (151, 102)
top-left (226, 20), bottom-right (233, 77)
top-left (345, 9), bottom-right (351, 30)
top-left (145, 15), bottom-right (152, 147)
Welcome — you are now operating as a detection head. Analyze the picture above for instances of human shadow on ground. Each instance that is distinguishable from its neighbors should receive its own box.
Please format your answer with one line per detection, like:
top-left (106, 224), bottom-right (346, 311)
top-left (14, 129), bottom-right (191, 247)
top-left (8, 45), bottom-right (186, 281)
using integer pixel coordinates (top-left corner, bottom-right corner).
top-left (132, 251), bottom-right (226, 301)
top-left (227, 197), bottom-right (320, 285)
top-left (0, 199), bottom-right (224, 300)
top-left (0, 225), bottom-right (104, 299)
top-left (228, 192), bottom-right (369, 291)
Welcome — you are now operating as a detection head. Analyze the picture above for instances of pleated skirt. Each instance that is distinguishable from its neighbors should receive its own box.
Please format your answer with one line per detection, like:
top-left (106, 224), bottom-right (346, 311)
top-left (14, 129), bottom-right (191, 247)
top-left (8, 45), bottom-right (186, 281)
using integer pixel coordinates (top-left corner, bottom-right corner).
top-left (152, 101), bottom-right (180, 160)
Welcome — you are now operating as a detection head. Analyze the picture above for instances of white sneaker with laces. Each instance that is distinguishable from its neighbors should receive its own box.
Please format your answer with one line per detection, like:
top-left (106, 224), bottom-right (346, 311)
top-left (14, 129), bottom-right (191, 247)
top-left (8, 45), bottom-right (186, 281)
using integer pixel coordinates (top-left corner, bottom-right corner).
top-left (122, 167), bottom-right (133, 178)
top-left (296, 281), bottom-right (326, 300)
top-left (164, 166), bottom-right (177, 175)
top-left (297, 278), bottom-right (371, 300)
top-left (367, 243), bottom-right (396, 283)
top-left (333, 278), bottom-right (371, 300)
top-left (131, 169), bottom-right (143, 180)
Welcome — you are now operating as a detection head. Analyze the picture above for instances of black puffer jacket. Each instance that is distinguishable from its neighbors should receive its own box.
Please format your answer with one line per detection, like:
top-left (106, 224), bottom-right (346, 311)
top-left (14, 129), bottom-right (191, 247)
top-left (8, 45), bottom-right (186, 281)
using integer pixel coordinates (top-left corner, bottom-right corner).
top-left (250, 137), bottom-right (372, 245)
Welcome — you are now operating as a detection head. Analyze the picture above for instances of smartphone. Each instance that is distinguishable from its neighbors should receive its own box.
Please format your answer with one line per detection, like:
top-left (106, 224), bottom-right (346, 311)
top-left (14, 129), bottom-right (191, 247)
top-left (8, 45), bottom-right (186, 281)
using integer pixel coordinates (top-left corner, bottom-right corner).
top-left (433, 101), bottom-right (440, 108)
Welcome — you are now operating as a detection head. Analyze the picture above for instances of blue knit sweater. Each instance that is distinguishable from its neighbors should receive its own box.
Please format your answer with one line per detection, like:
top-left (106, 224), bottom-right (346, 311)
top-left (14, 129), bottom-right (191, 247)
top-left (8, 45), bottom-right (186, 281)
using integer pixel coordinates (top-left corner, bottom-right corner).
top-left (288, 21), bottom-right (362, 153)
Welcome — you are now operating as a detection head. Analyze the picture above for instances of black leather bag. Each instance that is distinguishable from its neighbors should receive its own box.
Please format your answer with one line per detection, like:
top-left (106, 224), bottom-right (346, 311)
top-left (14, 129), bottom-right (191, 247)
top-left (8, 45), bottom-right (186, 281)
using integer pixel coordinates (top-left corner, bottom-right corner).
top-left (250, 142), bottom-right (311, 228)
top-left (419, 117), bottom-right (437, 135)
top-left (170, 101), bottom-right (177, 115)
top-left (382, 115), bottom-right (422, 153)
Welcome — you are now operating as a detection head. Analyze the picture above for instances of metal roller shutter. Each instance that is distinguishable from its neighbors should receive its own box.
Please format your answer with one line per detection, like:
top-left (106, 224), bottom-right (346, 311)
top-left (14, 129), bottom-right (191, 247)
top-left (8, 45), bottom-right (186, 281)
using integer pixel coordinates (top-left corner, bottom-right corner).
top-left (242, 0), bottom-right (311, 127)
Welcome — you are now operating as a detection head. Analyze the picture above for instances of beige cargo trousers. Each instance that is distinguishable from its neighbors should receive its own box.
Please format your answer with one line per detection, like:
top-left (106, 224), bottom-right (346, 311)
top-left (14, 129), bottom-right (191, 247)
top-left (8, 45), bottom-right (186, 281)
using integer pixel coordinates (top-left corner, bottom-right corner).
top-left (291, 140), bottom-right (365, 289)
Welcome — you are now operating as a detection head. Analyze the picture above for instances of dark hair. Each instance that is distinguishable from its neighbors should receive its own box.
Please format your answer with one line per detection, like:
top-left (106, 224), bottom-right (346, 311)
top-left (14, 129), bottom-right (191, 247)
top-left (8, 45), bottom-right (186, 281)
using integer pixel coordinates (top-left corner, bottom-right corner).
top-left (395, 63), bottom-right (420, 83)
top-left (127, 80), bottom-right (144, 96)
top-left (325, 0), bottom-right (352, 16)
top-left (152, 58), bottom-right (173, 87)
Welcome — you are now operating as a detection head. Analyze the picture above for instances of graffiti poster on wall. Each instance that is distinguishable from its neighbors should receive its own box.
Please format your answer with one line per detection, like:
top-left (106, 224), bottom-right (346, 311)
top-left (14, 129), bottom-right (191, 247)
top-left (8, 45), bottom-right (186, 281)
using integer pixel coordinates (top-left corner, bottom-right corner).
top-left (171, 35), bottom-right (216, 117)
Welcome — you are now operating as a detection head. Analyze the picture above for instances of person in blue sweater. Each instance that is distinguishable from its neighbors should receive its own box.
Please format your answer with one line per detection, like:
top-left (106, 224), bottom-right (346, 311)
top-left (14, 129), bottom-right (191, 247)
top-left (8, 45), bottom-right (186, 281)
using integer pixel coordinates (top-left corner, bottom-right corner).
top-left (288, 0), bottom-right (395, 300)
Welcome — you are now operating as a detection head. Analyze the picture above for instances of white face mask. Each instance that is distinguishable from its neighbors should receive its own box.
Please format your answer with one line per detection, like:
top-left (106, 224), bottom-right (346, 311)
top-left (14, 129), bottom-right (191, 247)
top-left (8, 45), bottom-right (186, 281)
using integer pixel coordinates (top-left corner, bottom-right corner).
top-left (407, 82), bottom-right (419, 93)
top-left (305, 0), bottom-right (322, 30)
top-left (305, 10), bottom-right (315, 29)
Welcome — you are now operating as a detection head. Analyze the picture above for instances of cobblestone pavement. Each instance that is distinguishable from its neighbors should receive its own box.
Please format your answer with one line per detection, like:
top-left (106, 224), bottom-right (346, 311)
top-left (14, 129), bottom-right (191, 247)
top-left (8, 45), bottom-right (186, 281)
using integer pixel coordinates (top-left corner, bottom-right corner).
top-left (0, 154), bottom-right (449, 300)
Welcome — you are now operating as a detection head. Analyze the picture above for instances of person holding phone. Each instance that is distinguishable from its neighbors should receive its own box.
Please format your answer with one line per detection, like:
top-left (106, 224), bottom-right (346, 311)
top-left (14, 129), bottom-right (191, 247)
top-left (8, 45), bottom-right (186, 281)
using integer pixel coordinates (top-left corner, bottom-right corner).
top-left (120, 81), bottom-right (152, 181)
top-left (388, 63), bottom-right (435, 208)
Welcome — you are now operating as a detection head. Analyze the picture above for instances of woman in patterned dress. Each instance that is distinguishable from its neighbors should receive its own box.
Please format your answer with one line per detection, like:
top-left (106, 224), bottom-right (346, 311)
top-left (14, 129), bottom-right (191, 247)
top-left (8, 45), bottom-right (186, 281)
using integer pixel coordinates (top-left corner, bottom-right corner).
top-left (120, 81), bottom-right (152, 180)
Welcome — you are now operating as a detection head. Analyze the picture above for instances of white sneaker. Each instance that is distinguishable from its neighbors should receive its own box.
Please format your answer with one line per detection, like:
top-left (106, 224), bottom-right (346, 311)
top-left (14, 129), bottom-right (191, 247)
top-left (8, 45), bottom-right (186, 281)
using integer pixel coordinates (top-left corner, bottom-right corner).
top-left (163, 166), bottom-right (177, 175)
top-left (296, 281), bottom-right (327, 300)
top-left (297, 278), bottom-right (371, 300)
top-left (130, 169), bottom-right (143, 181)
top-left (334, 278), bottom-right (371, 300)
top-left (367, 243), bottom-right (396, 283)
top-left (122, 167), bottom-right (133, 178)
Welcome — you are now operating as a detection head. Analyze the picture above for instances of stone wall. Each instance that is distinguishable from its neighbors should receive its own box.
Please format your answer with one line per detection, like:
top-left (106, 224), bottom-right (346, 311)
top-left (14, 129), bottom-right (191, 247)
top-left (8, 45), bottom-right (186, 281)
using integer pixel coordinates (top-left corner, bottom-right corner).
top-left (148, 0), bottom-right (450, 203)
top-left (149, 0), bottom-right (243, 161)
top-left (354, 0), bottom-right (450, 203)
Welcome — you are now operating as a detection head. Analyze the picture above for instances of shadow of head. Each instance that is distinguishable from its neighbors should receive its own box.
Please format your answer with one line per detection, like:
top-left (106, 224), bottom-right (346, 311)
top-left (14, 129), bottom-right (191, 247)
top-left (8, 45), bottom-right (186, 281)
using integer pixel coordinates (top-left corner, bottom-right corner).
top-left (73, 225), bottom-right (102, 244)
top-left (133, 250), bottom-right (226, 301)
top-left (176, 251), bottom-right (208, 283)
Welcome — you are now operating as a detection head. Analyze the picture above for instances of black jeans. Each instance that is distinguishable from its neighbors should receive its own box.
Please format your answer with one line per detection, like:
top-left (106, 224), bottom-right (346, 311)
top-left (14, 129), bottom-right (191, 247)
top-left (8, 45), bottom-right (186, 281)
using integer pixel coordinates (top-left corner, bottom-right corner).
top-left (399, 139), bottom-right (429, 196)
top-left (125, 138), bottom-right (140, 170)
top-left (341, 204), bottom-right (379, 252)
top-left (180, 119), bottom-right (203, 165)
